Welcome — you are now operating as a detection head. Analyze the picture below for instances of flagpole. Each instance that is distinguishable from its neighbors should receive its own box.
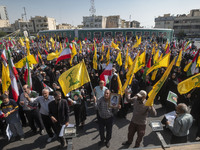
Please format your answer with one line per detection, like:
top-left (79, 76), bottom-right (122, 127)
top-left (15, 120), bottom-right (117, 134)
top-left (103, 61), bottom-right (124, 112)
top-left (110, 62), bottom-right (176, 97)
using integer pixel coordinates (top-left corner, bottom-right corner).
top-left (89, 81), bottom-right (95, 98)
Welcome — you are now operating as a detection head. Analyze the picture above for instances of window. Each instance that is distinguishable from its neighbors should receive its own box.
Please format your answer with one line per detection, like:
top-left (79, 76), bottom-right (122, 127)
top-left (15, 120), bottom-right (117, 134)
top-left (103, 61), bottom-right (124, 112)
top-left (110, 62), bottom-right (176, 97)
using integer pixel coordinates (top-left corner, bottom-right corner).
top-left (87, 32), bottom-right (91, 39)
top-left (94, 32), bottom-right (101, 39)
top-left (104, 32), bottom-right (112, 38)
top-left (126, 31), bottom-right (133, 38)
top-left (135, 32), bottom-right (141, 36)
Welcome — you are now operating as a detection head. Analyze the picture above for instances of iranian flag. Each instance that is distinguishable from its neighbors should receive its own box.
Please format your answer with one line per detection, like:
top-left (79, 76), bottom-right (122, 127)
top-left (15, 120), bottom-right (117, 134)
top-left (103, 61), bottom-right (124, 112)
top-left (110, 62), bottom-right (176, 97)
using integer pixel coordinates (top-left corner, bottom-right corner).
top-left (185, 49), bottom-right (199, 76)
top-left (7, 49), bottom-right (19, 101)
top-left (23, 58), bottom-right (32, 89)
top-left (100, 63), bottom-right (113, 86)
top-left (185, 41), bottom-right (192, 51)
top-left (1, 49), bottom-right (7, 66)
top-left (55, 46), bottom-right (71, 64)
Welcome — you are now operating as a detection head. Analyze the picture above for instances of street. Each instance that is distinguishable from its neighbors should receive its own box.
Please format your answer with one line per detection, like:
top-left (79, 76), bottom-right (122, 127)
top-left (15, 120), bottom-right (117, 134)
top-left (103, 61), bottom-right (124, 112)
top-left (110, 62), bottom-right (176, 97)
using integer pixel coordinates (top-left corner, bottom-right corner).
top-left (0, 100), bottom-right (198, 150)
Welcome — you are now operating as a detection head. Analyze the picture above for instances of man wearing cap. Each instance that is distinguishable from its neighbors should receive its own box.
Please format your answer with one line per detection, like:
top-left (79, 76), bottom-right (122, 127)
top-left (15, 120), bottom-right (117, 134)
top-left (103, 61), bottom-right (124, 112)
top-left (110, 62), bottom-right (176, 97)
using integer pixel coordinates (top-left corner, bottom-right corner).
top-left (122, 89), bottom-right (157, 148)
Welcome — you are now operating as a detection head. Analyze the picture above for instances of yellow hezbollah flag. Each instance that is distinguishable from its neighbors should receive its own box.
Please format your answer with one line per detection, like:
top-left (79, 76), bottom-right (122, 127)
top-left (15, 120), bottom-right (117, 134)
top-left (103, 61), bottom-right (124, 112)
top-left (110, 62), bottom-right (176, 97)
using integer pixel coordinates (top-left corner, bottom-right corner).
top-left (151, 70), bottom-right (158, 81)
top-left (70, 43), bottom-right (77, 65)
top-left (177, 73), bottom-right (200, 95)
top-left (151, 54), bottom-right (163, 81)
top-left (47, 51), bottom-right (62, 61)
top-left (60, 42), bottom-right (63, 52)
top-left (58, 60), bottom-right (90, 96)
top-left (176, 49), bottom-right (183, 67)
top-left (15, 54), bottom-right (38, 68)
top-left (153, 50), bottom-right (159, 64)
top-left (102, 44), bottom-right (104, 52)
top-left (117, 73), bottom-right (123, 96)
top-left (100, 54), bottom-right (103, 62)
top-left (116, 51), bottom-right (122, 66)
top-left (19, 38), bottom-right (24, 46)
top-left (79, 41), bottom-right (82, 54)
top-left (128, 56), bottom-right (133, 68)
top-left (196, 56), bottom-right (200, 67)
top-left (111, 41), bottom-right (120, 50)
top-left (38, 51), bottom-right (42, 60)
top-left (106, 48), bottom-right (110, 66)
top-left (146, 52), bottom-right (170, 75)
top-left (165, 41), bottom-right (168, 51)
top-left (125, 47), bottom-right (129, 69)
top-left (93, 42), bottom-right (98, 70)
top-left (152, 46), bottom-right (156, 55)
top-left (46, 41), bottom-right (49, 51)
top-left (137, 36), bottom-right (141, 45)
top-left (134, 50), bottom-right (146, 73)
top-left (145, 56), bottom-right (176, 106)
top-left (184, 61), bottom-right (192, 72)
top-left (126, 52), bottom-right (140, 79)
top-left (121, 54), bottom-right (139, 95)
top-left (2, 63), bottom-right (11, 93)
top-left (50, 37), bottom-right (55, 50)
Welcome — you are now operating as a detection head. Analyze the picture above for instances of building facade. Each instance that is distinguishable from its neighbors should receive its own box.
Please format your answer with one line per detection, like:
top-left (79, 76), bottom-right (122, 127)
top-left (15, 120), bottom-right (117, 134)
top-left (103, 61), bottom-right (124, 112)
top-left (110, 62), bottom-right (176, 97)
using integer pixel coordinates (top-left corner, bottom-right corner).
top-left (106, 15), bottom-right (121, 28)
top-left (174, 9), bottom-right (200, 37)
top-left (11, 19), bottom-right (34, 33)
top-left (83, 15), bottom-right (107, 28)
top-left (83, 15), bottom-right (140, 29)
top-left (30, 16), bottom-right (56, 32)
top-left (154, 14), bottom-right (174, 29)
top-left (130, 20), bottom-right (140, 28)
top-left (0, 6), bottom-right (8, 20)
top-left (56, 23), bottom-right (74, 30)
top-left (155, 9), bottom-right (200, 37)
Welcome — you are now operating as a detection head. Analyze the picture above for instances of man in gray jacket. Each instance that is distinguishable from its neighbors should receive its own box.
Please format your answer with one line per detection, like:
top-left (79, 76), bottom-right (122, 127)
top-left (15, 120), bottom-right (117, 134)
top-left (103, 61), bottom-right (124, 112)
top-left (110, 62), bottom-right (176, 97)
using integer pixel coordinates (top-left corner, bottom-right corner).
top-left (166, 103), bottom-right (193, 144)
top-left (122, 89), bottom-right (157, 148)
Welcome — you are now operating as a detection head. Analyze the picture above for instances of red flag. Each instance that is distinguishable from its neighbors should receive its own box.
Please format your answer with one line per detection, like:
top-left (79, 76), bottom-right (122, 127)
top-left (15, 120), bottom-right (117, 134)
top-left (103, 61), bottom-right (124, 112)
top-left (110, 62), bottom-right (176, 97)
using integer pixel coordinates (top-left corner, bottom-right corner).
top-left (92, 45), bottom-right (94, 51)
top-left (65, 37), bottom-right (68, 43)
top-left (85, 37), bottom-right (87, 41)
top-left (165, 44), bottom-right (170, 54)
top-left (147, 55), bottom-right (152, 68)
top-left (44, 49), bottom-right (49, 55)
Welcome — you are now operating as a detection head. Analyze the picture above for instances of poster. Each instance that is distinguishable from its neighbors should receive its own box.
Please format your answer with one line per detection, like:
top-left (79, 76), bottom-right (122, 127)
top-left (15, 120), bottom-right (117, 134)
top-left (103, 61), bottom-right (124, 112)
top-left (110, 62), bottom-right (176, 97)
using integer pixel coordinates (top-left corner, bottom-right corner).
top-left (167, 91), bottom-right (178, 105)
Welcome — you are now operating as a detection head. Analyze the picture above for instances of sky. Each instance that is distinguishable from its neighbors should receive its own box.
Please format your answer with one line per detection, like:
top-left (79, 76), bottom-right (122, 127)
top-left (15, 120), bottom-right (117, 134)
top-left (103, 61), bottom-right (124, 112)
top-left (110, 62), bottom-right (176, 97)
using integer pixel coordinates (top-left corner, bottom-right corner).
top-left (0, 0), bottom-right (200, 28)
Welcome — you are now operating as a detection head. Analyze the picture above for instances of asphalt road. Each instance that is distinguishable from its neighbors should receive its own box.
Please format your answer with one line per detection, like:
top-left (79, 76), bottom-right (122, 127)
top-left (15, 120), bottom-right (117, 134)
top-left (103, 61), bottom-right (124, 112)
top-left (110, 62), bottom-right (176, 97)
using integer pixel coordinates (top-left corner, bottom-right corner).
top-left (0, 100), bottom-right (198, 150)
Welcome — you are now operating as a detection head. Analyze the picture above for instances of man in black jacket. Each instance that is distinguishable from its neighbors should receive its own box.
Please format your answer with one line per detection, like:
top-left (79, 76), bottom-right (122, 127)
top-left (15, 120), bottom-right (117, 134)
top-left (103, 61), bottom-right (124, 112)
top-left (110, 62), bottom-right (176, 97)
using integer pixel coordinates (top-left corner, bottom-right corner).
top-left (48, 91), bottom-right (69, 149)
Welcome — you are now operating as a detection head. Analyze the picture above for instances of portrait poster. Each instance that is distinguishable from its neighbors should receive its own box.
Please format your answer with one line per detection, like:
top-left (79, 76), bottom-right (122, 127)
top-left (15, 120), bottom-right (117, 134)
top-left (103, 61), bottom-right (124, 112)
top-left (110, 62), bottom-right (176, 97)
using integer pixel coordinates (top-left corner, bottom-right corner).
top-left (109, 93), bottom-right (120, 108)
top-left (167, 91), bottom-right (178, 105)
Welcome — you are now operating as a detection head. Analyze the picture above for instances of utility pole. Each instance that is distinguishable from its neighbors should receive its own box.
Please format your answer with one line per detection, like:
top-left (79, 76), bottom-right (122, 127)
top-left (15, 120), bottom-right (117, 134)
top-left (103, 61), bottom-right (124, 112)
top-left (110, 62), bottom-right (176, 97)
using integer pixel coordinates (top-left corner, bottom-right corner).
top-left (21, 7), bottom-right (30, 36)
top-left (89, 0), bottom-right (96, 28)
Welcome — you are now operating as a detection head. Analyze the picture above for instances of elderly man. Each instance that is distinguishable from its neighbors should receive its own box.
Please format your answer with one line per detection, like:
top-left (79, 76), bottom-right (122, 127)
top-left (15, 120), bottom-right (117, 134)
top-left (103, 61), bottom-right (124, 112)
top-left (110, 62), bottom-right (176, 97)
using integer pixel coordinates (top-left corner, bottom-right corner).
top-left (93, 80), bottom-right (108, 121)
top-left (166, 103), bottom-right (193, 144)
top-left (95, 89), bottom-right (120, 148)
top-left (20, 84), bottom-right (45, 135)
top-left (122, 89), bottom-right (157, 148)
top-left (33, 88), bottom-right (56, 143)
top-left (93, 80), bottom-right (108, 101)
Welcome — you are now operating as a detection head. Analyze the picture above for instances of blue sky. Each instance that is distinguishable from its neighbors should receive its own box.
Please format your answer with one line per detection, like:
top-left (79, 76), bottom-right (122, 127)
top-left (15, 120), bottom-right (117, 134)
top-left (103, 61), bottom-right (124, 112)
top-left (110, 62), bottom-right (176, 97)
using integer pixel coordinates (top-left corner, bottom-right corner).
top-left (1, 0), bottom-right (200, 28)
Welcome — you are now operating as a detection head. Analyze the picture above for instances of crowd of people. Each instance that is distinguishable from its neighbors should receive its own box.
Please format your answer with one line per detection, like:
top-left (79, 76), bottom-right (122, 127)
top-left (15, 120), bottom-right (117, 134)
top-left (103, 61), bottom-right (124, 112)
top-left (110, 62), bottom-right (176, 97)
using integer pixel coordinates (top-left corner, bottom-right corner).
top-left (0, 35), bottom-right (200, 149)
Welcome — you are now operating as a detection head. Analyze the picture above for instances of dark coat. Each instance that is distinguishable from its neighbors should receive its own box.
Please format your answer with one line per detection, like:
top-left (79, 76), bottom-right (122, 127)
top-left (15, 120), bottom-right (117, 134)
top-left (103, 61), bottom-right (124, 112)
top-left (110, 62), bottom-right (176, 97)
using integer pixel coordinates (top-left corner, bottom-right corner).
top-left (48, 99), bottom-right (69, 125)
